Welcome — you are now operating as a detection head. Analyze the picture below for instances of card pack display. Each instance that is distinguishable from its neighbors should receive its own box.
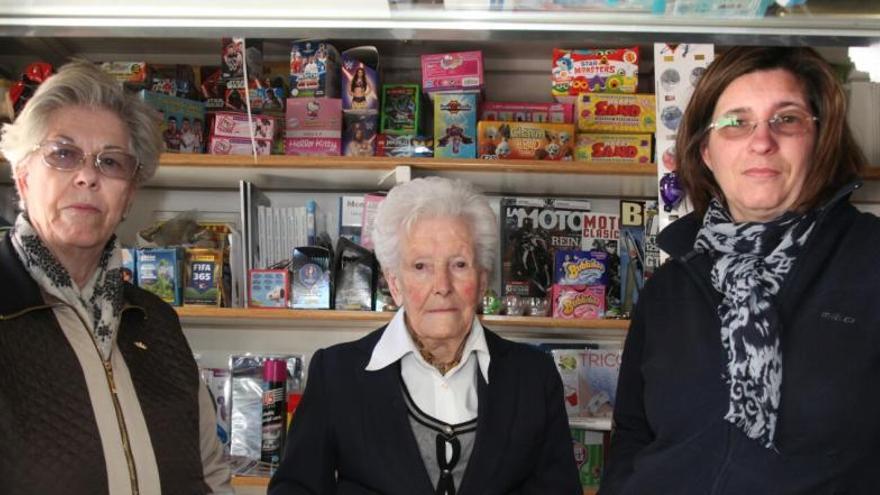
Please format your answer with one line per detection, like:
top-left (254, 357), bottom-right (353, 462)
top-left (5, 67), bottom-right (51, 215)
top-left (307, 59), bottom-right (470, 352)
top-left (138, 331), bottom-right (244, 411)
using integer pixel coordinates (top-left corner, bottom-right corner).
top-left (283, 97), bottom-right (342, 156)
top-left (571, 428), bottom-right (604, 489)
top-left (333, 238), bottom-right (377, 311)
top-left (575, 133), bottom-right (652, 164)
top-left (421, 50), bottom-right (484, 95)
top-left (121, 248), bottom-right (137, 285)
top-left (291, 246), bottom-right (331, 309)
top-left (184, 248), bottom-right (223, 306)
top-left (342, 113), bottom-right (378, 157)
top-left (338, 195), bottom-right (365, 246)
top-left (289, 40), bottom-right (340, 98)
top-left (576, 93), bottom-right (657, 133)
top-left (552, 284), bottom-right (605, 319)
top-left (136, 248), bottom-right (183, 306)
top-left (211, 112), bottom-right (276, 140)
top-left (552, 47), bottom-right (640, 103)
top-left (341, 49), bottom-right (380, 112)
top-left (99, 61), bottom-right (147, 87)
top-left (500, 197), bottom-right (592, 298)
top-left (221, 37), bottom-right (263, 82)
top-left (248, 269), bottom-right (289, 308)
top-left (139, 90), bottom-right (206, 153)
top-left (434, 93), bottom-right (478, 159)
top-left (554, 250), bottom-right (609, 286)
top-left (376, 134), bottom-right (433, 158)
top-left (229, 354), bottom-right (303, 462)
top-left (208, 136), bottom-right (272, 156)
top-left (581, 212), bottom-right (621, 316)
top-left (380, 84), bottom-right (421, 135)
top-left (481, 101), bottom-right (574, 124)
top-left (477, 121), bottom-right (575, 160)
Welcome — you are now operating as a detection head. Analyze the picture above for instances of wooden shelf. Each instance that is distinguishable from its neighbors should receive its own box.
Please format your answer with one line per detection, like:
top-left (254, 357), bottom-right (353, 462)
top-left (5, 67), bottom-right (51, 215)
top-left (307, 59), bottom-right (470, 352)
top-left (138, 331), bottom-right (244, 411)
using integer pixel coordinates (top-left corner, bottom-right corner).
top-left (176, 306), bottom-right (629, 338)
top-left (151, 154), bottom-right (659, 198)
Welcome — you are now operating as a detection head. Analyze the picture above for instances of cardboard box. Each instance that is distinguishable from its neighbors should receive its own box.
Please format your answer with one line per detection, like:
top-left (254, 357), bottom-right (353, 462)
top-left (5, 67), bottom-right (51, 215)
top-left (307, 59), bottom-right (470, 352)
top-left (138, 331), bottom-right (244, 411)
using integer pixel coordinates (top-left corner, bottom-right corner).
top-left (477, 121), bottom-right (575, 160)
top-left (139, 90), bottom-right (206, 153)
top-left (380, 84), bottom-right (422, 134)
top-left (137, 248), bottom-right (183, 306)
top-left (481, 101), bottom-right (574, 124)
top-left (341, 47), bottom-right (380, 112)
top-left (376, 134), bottom-right (433, 158)
top-left (289, 40), bottom-right (340, 98)
top-left (211, 111), bottom-right (276, 140)
top-left (576, 93), bottom-right (656, 133)
top-left (552, 47), bottom-right (640, 103)
top-left (433, 93), bottom-right (478, 159)
top-left (574, 133), bottom-right (652, 163)
top-left (342, 113), bottom-right (378, 157)
top-left (283, 97), bottom-right (342, 156)
top-left (208, 136), bottom-right (272, 155)
top-left (421, 51), bottom-right (484, 95)
top-left (248, 269), bottom-right (290, 308)
top-left (184, 248), bottom-right (224, 306)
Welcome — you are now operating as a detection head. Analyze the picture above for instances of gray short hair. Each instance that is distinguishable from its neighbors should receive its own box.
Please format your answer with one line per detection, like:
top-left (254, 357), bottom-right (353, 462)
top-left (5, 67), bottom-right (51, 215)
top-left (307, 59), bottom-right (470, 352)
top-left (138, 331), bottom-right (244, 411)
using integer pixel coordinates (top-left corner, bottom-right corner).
top-left (0, 61), bottom-right (163, 189)
top-left (372, 177), bottom-right (498, 275)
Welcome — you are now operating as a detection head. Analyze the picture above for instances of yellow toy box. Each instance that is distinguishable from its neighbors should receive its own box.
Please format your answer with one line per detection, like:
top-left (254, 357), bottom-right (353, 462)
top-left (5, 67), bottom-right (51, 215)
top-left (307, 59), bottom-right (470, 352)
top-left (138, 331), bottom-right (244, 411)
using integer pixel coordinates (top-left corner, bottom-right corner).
top-left (576, 93), bottom-right (656, 133)
top-left (575, 133), bottom-right (652, 164)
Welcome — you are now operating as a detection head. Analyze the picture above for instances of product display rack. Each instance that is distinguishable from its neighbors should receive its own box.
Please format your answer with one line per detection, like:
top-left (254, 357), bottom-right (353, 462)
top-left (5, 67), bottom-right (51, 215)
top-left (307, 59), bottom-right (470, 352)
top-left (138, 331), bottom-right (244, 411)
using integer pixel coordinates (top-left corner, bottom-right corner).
top-left (2, 3), bottom-right (880, 493)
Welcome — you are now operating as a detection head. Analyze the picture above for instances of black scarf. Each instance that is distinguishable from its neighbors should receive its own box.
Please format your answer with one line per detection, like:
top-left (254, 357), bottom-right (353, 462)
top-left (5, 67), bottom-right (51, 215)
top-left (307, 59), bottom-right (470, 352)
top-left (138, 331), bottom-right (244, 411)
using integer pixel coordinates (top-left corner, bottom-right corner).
top-left (694, 199), bottom-right (816, 449)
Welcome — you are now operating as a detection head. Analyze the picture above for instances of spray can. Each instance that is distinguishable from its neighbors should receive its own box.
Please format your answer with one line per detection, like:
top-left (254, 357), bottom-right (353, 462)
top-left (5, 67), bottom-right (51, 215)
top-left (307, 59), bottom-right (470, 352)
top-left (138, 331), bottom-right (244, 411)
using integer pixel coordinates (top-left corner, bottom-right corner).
top-left (261, 358), bottom-right (288, 467)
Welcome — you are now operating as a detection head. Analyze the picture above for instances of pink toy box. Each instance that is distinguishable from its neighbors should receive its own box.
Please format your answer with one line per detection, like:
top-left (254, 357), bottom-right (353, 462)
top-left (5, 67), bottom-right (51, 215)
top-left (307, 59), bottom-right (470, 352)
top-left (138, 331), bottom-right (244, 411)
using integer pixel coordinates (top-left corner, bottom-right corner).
top-left (552, 284), bottom-right (606, 319)
top-left (211, 111), bottom-right (276, 140)
top-left (283, 97), bottom-right (342, 156)
top-left (421, 51), bottom-right (484, 96)
top-left (208, 136), bottom-right (272, 156)
top-left (481, 101), bottom-right (574, 124)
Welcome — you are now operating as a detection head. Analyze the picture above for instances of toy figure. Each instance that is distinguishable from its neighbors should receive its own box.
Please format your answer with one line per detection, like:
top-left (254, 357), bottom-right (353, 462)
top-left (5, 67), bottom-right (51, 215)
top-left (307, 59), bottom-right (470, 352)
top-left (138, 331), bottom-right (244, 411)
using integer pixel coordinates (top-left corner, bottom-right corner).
top-left (437, 124), bottom-right (473, 155)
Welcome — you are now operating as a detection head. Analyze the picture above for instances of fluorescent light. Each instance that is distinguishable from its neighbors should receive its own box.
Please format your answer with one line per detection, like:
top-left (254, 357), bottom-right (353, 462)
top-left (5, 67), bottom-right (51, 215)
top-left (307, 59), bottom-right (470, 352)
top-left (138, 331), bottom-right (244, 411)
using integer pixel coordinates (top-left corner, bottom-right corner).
top-left (849, 44), bottom-right (880, 83)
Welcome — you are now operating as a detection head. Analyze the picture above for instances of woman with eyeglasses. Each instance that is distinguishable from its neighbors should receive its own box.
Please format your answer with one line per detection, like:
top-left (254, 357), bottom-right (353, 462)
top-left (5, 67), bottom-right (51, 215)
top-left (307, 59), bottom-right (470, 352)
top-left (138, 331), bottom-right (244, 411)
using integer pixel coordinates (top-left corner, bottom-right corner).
top-left (601, 46), bottom-right (879, 494)
top-left (0, 62), bottom-right (231, 494)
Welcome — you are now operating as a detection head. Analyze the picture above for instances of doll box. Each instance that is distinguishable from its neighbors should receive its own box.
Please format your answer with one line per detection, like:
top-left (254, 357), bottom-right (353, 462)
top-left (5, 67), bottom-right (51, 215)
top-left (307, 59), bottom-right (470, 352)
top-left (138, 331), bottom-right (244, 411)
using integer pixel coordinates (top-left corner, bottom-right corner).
top-left (421, 51), bottom-right (484, 94)
top-left (477, 121), bottom-right (575, 160)
top-left (341, 47), bottom-right (380, 112)
top-left (574, 133), bottom-right (652, 163)
top-left (576, 93), bottom-right (656, 133)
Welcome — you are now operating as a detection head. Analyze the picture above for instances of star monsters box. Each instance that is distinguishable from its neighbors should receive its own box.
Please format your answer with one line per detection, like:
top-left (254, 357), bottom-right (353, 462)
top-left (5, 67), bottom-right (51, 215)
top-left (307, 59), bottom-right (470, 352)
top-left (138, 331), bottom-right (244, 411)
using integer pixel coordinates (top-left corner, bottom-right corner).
top-left (552, 47), bottom-right (639, 103)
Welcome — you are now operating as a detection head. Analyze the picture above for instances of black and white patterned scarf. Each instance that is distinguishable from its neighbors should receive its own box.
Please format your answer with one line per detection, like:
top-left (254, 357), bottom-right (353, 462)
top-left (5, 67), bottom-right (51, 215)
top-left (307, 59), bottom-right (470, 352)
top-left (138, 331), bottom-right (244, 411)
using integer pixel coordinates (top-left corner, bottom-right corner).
top-left (694, 199), bottom-right (816, 449)
top-left (10, 213), bottom-right (125, 360)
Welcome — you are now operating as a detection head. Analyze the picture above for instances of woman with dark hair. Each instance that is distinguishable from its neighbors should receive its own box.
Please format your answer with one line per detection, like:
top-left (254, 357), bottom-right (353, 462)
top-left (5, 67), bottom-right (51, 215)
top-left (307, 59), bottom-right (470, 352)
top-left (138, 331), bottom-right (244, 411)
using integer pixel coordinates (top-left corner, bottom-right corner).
top-left (601, 46), bottom-right (880, 494)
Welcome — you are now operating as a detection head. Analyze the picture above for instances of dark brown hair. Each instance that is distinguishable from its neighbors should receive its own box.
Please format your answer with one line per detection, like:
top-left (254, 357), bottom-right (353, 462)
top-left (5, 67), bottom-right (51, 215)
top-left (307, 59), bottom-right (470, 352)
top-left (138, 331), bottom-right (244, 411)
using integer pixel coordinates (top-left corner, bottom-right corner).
top-left (676, 46), bottom-right (867, 218)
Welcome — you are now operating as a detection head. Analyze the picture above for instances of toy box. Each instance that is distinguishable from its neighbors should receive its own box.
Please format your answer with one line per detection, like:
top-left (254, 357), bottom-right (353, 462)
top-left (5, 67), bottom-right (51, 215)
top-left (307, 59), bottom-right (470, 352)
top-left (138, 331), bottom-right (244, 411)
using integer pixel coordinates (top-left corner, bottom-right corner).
top-left (291, 246), bottom-right (331, 309)
top-left (248, 269), bottom-right (290, 308)
top-left (421, 51), bottom-right (484, 96)
top-left (552, 47), bottom-right (640, 103)
top-left (137, 248), bottom-right (183, 306)
top-left (477, 121), bottom-right (575, 160)
top-left (184, 248), bottom-right (223, 306)
top-left (342, 113), bottom-right (378, 157)
top-left (338, 195), bottom-right (365, 245)
top-left (208, 136), bottom-right (272, 156)
top-left (221, 37), bottom-right (262, 83)
top-left (211, 111), bottom-right (276, 140)
top-left (376, 134), bottom-right (433, 158)
top-left (552, 284), bottom-right (605, 319)
top-left (341, 47), bottom-right (380, 112)
top-left (121, 248), bottom-right (137, 285)
top-left (99, 61), bottom-right (147, 85)
top-left (554, 250), bottom-right (609, 286)
top-left (481, 101), bottom-right (574, 124)
top-left (576, 93), bottom-right (656, 133)
top-left (575, 133), bottom-right (652, 163)
top-left (360, 192), bottom-right (385, 251)
top-left (381, 84), bottom-right (422, 135)
top-left (139, 90), bottom-right (206, 153)
top-left (433, 93), bottom-right (478, 159)
top-left (664, 0), bottom-right (772, 17)
top-left (289, 40), bottom-right (340, 98)
top-left (283, 97), bottom-right (342, 156)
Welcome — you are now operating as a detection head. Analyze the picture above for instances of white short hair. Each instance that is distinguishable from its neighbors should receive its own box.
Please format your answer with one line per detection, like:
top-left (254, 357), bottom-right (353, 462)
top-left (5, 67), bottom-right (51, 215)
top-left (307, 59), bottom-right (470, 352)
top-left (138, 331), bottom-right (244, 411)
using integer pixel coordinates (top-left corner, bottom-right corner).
top-left (372, 177), bottom-right (498, 275)
top-left (0, 61), bottom-right (163, 207)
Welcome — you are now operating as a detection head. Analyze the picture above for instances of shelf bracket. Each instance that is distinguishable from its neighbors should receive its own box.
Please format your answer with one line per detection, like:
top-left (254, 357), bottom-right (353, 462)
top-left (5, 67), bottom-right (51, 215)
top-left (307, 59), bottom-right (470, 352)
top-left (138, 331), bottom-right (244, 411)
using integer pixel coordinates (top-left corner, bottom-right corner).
top-left (379, 165), bottom-right (411, 187)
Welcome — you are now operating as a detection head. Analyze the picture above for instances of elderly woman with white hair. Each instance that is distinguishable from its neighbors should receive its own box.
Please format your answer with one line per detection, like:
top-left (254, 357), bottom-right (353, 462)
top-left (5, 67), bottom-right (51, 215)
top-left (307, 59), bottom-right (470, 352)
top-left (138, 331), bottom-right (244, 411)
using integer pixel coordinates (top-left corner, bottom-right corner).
top-left (0, 61), bottom-right (230, 494)
top-left (269, 177), bottom-right (580, 495)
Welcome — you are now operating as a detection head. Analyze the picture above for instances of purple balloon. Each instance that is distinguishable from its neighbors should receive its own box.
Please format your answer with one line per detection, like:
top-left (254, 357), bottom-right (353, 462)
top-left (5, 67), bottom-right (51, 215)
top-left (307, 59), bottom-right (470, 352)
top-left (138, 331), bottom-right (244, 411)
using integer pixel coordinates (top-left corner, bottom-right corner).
top-left (660, 172), bottom-right (685, 212)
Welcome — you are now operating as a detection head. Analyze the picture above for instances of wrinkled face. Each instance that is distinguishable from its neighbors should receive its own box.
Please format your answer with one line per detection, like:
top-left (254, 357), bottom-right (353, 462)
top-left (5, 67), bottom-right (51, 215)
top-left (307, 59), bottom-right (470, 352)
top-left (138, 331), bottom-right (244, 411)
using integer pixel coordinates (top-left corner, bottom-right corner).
top-left (386, 216), bottom-right (487, 344)
top-left (16, 105), bottom-right (137, 254)
top-left (701, 69), bottom-right (816, 223)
